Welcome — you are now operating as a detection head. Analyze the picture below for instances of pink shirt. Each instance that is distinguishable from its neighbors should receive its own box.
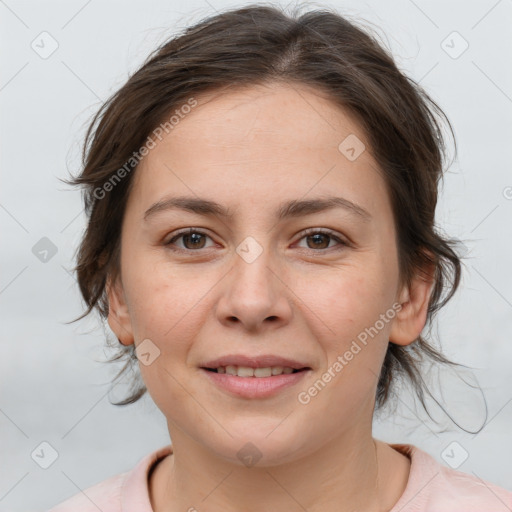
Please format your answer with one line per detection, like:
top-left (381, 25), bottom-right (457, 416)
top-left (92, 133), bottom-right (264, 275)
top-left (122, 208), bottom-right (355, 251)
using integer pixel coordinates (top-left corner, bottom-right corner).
top-left (48, 443), bottom-right (512, 511)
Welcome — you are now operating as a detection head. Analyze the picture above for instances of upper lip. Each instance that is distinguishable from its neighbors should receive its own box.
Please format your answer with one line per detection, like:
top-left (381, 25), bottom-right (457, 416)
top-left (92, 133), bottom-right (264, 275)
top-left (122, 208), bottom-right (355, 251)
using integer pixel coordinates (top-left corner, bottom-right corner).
top-left (201, 354), bottom-right (311, 370)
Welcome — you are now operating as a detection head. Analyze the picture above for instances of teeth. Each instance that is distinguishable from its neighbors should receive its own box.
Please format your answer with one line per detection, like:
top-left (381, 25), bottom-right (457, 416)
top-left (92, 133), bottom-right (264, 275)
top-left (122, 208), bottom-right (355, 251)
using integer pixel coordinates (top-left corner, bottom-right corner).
top-left (216, 365), bottom-right (299, 377)
top-left (226, 365), bottom-right (237, 376)
top-left (254, 367), bottom-right (272, 377)
top-left (236, 366), bottom-right (254, 378)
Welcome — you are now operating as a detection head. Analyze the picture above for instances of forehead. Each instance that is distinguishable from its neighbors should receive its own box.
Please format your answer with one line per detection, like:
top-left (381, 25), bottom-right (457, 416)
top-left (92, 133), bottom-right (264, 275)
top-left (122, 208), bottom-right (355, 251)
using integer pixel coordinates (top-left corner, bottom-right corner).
top-left (153, 82), bottom-right (368, 155)
top-left (128, 82), bottom-right (389, 221)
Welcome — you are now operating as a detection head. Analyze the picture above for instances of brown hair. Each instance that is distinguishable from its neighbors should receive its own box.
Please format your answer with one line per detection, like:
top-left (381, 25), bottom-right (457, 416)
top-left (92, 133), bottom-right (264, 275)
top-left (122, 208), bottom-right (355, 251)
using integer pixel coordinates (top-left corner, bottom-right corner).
top-left (63, 3), bottom-right (471, 421)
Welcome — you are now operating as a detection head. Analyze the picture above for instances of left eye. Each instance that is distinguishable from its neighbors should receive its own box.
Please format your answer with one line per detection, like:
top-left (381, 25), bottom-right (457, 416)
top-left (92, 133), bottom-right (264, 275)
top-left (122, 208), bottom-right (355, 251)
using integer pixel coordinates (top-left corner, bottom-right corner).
top-left (164, 228), bottom-right (347, 252)
top-left (296, 229), bottom-right (347, 250)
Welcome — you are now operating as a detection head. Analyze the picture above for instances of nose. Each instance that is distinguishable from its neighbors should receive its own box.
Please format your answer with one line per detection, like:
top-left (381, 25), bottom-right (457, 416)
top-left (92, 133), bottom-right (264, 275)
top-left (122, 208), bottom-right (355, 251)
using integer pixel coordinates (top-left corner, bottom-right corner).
top-left (215, 242), bottom-right (293, 333)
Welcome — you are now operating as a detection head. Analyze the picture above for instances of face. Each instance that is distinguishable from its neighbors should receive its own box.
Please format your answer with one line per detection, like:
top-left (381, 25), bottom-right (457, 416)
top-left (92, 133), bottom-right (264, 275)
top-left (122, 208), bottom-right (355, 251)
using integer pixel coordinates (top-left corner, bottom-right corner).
top-left (107, 82), bottom-right (430, 465)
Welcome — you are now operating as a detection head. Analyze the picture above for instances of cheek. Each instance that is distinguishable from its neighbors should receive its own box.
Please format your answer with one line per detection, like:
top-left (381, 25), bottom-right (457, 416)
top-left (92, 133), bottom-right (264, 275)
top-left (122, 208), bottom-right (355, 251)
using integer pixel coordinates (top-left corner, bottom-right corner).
top-left (125, 267), bottom-right (206, 409)
top-left (299, 262), bottom-right (394, 382)
top-left (123, 253), bottom-right (212, 340)
top-left (300, 261), bottom-right (394, 334)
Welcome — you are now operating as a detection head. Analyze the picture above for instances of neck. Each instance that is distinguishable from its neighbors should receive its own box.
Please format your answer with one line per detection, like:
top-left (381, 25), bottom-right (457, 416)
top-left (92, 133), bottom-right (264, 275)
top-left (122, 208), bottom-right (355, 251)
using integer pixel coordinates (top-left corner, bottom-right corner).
top-left (149, 428), bottom-right (410, 512)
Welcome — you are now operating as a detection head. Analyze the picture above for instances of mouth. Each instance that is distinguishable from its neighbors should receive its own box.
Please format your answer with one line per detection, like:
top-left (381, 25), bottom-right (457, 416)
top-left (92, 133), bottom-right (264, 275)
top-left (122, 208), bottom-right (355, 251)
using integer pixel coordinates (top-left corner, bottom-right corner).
top-left (199, 365), bottom-right (311, 399)
top-left (201, 366), bottom-right (308, 376)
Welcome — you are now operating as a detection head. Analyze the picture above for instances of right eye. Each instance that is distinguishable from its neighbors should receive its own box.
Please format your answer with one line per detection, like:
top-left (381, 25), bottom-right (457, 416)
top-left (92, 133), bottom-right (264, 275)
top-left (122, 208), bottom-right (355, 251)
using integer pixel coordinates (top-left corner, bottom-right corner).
top-left (164, 228), bottom-right (216, 252)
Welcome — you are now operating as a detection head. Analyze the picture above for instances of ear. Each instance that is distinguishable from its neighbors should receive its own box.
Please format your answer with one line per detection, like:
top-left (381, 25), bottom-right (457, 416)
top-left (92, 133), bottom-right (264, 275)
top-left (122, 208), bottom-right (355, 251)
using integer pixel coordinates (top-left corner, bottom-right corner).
top-left (389, 253), bottom-right (436, 346)
top-left (106, 274), bottom-right (134, 346)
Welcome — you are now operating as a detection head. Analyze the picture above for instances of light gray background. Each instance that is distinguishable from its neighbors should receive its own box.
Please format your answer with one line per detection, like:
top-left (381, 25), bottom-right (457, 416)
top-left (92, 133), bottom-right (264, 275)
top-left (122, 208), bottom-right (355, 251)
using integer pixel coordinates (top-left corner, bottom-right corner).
top-left (1, 0), bottom-right (511, 510)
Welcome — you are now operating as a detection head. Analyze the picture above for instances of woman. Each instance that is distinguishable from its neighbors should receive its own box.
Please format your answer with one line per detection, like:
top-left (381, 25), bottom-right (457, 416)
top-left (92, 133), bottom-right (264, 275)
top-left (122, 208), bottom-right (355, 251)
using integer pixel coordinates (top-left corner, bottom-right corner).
top-left (49, 3), bottom-right (512, 511)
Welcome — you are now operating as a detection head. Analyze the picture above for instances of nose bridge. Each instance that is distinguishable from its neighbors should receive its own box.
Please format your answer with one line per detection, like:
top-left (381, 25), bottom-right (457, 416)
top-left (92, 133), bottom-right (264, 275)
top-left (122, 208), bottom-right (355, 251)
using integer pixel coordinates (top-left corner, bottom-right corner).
top-left (216, 234), bottom-right (292, 329)
top-left (232, 234), bottom-right (276, 299)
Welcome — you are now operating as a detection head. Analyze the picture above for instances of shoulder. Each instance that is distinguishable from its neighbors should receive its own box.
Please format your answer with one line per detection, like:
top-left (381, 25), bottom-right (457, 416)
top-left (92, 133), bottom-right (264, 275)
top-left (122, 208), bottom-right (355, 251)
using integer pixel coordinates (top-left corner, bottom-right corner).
top-left (46, 472), bottom-right (126, 512)
top-left (389, 443), bottom-right (512, 512)
top-left (46, 445), bottom-right (173, 512)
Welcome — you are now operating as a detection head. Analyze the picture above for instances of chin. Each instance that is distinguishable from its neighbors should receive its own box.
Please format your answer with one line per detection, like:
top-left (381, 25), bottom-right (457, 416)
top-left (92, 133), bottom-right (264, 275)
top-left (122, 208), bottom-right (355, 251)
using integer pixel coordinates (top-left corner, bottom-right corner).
top-left (201, 422), bottom-right (310, 468)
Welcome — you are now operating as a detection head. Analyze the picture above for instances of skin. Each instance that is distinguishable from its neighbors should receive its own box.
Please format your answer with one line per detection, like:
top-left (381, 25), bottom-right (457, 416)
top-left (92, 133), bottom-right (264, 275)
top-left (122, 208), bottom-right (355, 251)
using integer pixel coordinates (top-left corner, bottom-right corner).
top-left (106, 82), bottom-right (434, 512)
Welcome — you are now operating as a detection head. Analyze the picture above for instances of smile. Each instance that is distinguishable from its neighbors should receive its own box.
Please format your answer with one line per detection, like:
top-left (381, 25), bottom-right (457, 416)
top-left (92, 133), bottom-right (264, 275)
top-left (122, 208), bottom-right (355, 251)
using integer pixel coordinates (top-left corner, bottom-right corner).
top-left (200, 366), bottom-right (310, 399)
top-left (204, 365), bottom-right (303, 377)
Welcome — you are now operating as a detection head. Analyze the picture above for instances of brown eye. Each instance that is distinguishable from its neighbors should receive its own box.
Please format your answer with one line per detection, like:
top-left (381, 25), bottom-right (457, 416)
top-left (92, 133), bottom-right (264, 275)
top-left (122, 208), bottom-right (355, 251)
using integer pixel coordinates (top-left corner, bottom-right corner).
top-left (306, 233), bottom-right (330, 249)
top-left (165, 229), bottom-right (214, 251)
top-left (181, 232), bottom-right (207, 249)
top-left (297, 229), bottom-right (348, 251)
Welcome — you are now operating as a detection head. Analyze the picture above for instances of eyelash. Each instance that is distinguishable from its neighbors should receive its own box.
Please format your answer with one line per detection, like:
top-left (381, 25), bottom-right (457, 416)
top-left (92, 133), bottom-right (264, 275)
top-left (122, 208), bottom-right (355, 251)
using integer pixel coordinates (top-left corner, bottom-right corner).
top-left (164, 227), bottom-right (349, 253)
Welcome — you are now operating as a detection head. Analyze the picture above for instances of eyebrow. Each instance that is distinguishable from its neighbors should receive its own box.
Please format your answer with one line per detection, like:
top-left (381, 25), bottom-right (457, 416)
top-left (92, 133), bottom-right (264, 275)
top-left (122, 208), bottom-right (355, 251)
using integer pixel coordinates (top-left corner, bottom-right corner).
top-left (143, 195), bottom-right (372, 223)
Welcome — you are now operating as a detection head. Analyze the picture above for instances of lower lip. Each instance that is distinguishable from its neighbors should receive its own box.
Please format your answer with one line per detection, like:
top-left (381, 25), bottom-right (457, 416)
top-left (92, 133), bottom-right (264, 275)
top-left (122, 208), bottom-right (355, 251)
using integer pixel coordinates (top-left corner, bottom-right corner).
top-left (200, 368), bottom-right (309, 399)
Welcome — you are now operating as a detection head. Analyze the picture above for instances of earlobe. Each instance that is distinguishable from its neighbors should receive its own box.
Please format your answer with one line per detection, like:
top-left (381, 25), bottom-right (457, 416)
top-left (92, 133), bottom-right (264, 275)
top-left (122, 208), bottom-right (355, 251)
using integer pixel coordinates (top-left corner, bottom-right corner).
top-left (389, 260), bottom-right (436, 347)
top-left (106, 275), bottom-right (135, 346)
